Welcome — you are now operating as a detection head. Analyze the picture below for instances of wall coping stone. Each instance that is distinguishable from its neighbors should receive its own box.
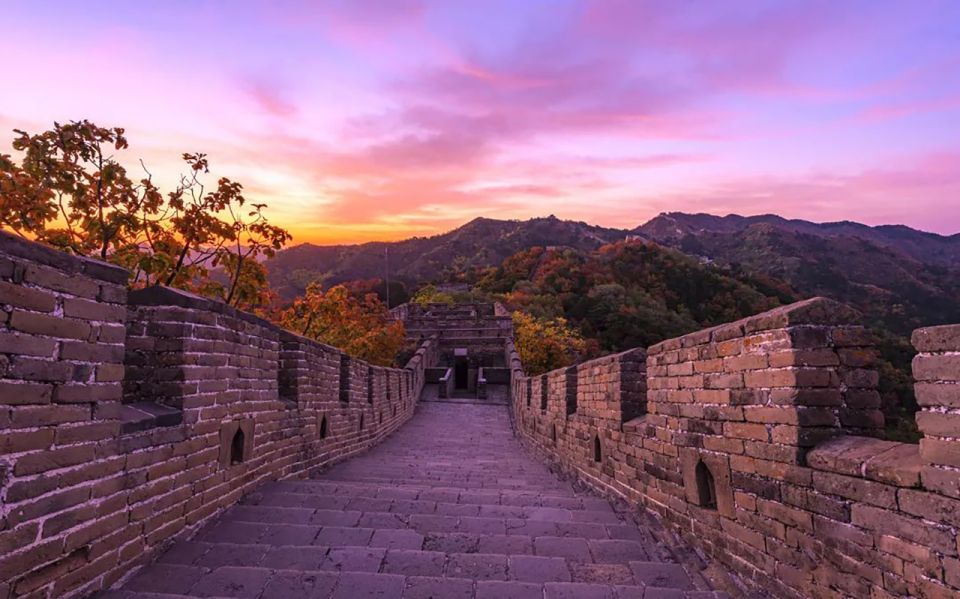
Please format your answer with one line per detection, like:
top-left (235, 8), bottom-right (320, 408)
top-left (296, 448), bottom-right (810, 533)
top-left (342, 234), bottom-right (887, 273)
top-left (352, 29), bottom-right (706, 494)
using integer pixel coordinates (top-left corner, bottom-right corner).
top-left (128, 285), bottom-right (278, 330)
top-left (912, 324), bottom-right (960, 352)
top-left (0, 228), bottom-right (129, 284)
top-left (648, 296), bottom-right (861, 355)
top-left (807, 435), bottom-right (922, 487)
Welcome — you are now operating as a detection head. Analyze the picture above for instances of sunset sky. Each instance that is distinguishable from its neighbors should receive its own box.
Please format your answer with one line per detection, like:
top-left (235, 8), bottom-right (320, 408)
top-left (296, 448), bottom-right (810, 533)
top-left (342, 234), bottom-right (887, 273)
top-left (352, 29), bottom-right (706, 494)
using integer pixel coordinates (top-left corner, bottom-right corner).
top-left (2, 0), bottom-right (959, 243)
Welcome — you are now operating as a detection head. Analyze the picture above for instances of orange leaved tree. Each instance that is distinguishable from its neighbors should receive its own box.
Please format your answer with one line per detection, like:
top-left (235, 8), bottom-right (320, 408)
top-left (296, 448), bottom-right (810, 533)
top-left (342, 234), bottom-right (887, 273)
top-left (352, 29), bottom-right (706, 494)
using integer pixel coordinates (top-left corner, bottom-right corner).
top-left (276, 283), bottom-right (406, 366)
top-left (512, 311), bottom-right (588, 376)
top-left (0, 120), bottom-right (290, 310)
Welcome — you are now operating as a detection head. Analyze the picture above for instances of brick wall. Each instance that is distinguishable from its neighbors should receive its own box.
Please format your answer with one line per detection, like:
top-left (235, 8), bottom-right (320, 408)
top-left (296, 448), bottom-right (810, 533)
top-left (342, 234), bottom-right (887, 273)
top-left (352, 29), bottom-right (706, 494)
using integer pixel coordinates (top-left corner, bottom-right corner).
top-left (513, 297), bottom-right (960, 598)
top-left (0, 232), bottom-right (436, 599)
top-left (401, 302), bottom-right (513, 341)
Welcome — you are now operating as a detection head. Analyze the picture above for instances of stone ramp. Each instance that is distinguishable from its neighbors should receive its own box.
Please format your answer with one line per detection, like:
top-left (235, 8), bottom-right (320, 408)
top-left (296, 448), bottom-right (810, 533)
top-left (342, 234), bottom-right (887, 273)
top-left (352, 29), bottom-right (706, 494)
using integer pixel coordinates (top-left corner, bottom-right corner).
top-left (101, 403), bottom-right (726, 599)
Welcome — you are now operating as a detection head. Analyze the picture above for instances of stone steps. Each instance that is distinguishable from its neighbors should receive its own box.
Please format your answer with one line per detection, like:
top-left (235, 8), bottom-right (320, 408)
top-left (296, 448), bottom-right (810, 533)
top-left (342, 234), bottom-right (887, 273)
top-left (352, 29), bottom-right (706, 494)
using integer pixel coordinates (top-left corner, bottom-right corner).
top-left (194, 517), bottom-right (643, 545)
top-left (321, 469), bottom-right (575, 486)
top-left (248, 482), bottom-right (609, 509)
top-left (103, 571), bottom-right (728, 599)
top-left (227, 500), bottom-right (621, 525)
top-left (103, 402), bottom-right (723, 598)
top-left (153, 539), bottom-right (670, 570)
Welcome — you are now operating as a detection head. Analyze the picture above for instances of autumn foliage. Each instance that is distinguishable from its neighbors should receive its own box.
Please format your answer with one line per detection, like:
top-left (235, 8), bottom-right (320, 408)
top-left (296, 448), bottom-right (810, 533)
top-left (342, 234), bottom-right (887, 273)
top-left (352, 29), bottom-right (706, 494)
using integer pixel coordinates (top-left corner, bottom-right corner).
top-left (276, 283), bottom-right (406, 366)
top-left (479, 242), bottom-right (783, 353)
top-left (0, 120), bottom-right (410, 364)
top-left (512, 311), bottom-right (588, 376)
top-left (0, 120), bottom-right (290, 310)
top-left (411, 284), bottom-right (455, 307)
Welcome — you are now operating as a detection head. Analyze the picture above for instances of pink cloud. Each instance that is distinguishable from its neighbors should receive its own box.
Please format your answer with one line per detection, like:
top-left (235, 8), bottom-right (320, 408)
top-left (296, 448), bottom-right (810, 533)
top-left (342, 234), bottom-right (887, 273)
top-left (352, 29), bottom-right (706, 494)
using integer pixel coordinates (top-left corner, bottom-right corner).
top-left (241, 78), bottom-right (298, 118)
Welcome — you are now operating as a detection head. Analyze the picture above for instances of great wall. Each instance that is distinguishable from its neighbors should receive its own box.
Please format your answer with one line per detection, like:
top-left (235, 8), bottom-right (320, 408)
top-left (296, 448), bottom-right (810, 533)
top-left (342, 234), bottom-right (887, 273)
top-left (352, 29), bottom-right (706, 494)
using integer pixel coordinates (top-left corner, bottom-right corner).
top-left (1, 229), bottom-right (959, 598)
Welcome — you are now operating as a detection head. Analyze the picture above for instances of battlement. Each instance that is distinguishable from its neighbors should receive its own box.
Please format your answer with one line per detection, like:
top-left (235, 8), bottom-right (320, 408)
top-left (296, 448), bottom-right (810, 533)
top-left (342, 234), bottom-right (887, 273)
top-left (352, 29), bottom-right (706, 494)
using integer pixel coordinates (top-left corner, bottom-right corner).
top-left (0, 231), bottom-right (436, 598)
top-left (394, 302), bottom-right (513, 400)
top-left (512, 297), bottom-right (960, 598)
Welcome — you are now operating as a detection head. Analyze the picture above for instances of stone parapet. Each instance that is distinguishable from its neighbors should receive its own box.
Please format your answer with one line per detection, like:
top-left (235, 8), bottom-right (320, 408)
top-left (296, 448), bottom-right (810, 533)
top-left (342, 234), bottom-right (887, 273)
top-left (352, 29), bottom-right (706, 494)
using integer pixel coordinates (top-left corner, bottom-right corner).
top-left (512, 297), bottom-right (960, 598)
top-left (0, 233), bottom-right (434, 599)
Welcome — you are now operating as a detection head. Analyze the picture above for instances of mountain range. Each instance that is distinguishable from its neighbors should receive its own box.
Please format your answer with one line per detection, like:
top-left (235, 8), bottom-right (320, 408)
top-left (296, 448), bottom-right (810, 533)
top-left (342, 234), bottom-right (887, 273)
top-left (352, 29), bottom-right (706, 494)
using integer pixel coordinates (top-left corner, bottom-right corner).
top-left (265, 216), bottom-right (627, 300)
top-left (267, 213), bottom-right (960, 336)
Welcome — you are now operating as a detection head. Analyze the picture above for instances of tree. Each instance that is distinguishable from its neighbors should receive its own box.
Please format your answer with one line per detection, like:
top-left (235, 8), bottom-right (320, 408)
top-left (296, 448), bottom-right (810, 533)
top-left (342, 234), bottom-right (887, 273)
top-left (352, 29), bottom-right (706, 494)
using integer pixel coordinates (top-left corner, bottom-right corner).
top-left (411, 284), bottom-right (454, 307)
top-left (343, 278), bottom-right (410, 308)
top-left (0, 120), bottom-right (290, 310)
top-left (276, 283), bottom-right (406, 366)
top-left (512, 311), bottom-right (588, 376)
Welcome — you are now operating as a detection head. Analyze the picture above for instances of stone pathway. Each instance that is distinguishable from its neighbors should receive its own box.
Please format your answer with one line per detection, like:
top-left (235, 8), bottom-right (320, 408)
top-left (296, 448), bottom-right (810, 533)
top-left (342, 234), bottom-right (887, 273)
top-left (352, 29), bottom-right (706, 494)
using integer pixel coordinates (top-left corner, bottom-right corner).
top-left (419, 382), bottom-right (510, 405)
top-left (101, 401), bottom-right (727, 599)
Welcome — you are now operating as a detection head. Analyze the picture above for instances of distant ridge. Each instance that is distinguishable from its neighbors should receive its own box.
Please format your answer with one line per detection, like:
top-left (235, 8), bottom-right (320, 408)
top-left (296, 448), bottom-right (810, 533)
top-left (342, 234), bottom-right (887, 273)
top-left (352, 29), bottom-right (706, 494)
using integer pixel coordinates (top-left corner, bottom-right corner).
top-left (635, 212), bottom-right (960, 267)
top-left (634, 212), bottom-right (960, 335)
top-left (266, 215), bottom-right (632, 300)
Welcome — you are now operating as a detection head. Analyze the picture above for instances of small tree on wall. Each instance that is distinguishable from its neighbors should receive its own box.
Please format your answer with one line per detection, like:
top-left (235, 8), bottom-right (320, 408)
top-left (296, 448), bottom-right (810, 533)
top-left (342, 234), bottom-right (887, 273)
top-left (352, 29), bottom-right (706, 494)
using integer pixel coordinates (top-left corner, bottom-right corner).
top-left (0, 120), bottom-right (290, 310)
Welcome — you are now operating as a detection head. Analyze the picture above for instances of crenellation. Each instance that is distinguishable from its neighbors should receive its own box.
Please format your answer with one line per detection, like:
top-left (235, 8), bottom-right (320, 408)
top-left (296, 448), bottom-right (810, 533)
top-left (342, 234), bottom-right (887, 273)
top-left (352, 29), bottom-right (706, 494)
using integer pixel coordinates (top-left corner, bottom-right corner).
top-left (0, 232), bottom-right (436, 599)
top-left (513, 296), bottom-right (960, 598)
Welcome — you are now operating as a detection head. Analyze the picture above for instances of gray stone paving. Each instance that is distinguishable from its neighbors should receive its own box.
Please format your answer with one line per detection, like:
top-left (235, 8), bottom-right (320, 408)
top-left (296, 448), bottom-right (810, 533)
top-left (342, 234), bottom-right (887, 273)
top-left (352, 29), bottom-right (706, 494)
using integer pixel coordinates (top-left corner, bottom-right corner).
top-left (101, 402), bottom-right (726, 598)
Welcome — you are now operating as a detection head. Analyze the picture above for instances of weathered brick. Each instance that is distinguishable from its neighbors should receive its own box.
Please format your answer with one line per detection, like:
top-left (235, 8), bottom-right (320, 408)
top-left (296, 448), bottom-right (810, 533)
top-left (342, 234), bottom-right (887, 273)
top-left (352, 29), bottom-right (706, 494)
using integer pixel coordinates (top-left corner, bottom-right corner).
top-left (8, 310), bottom-right (91, 340)
top-left (9, 404), bottom-right (90, 428)
top-left (0, 280), bottom-right (57, 311)
top-left (919, 438), bottom-right (960, 467)
top-left (61, 297), bottom-right (126, 322)
top-left (912, 354), bottom-right (960, 383)
top-left (54, 383), bottom-right (122, 403)
top-left (0, 428), bottom-right (54, 453)
top-left (13, 444), bottom-right (98, 476)
top-left (0, 332), bottom-right (57, 357)
top-left (912, 324), bottom-right (960, 353)
top-left (24, 262), bottom-right (99, 297)
top-left (851, 504), bottom-right (956, 555)
top-left (0, 381), bottom-right (53, 405)
top-left (724, 422), bottom-right (769, 441)
top-left (60, 341), bottom-right (124, 362)
top-left (915, 382), bottom-right (960, 408)
top-left (811, 471), bottom-right (897, 508)
top-left (8, 356), bottom-right (76, 382)
top-left (915, 412), bottom-right (960, 437)
top-left (898, 489), bottom-right (960, 527)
